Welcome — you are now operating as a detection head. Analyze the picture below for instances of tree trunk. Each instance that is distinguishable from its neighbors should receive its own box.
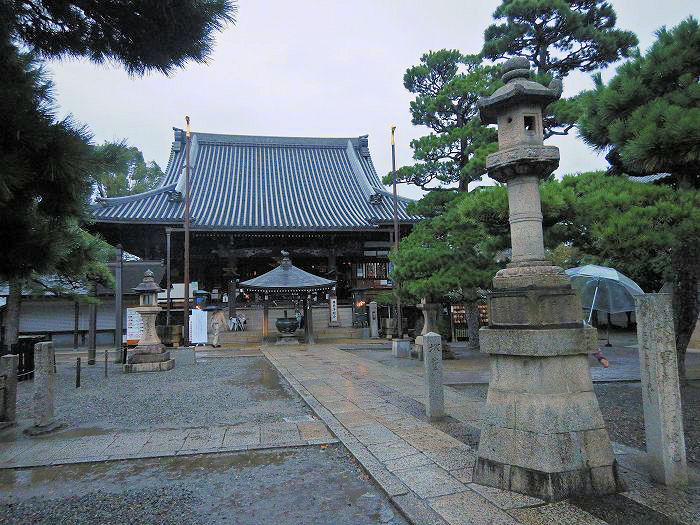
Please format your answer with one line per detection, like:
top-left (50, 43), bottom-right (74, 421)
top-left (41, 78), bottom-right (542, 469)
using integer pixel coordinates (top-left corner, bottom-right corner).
top-left (466, 300), bottom-right (480, 352)
top-left (4, 280), bottom-right (22, 353)
top-left (672, 243), bottom-right (699, 383)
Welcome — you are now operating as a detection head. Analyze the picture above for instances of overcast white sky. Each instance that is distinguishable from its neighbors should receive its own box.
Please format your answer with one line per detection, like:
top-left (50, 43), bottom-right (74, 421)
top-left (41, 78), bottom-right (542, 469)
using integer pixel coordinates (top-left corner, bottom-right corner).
top-left (49, 0), bottom-right (698, 200)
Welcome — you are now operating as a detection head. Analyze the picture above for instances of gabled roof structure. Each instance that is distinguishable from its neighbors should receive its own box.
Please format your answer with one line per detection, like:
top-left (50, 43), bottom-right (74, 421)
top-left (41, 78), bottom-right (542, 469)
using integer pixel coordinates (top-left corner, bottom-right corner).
top-left (91, 130), bottom-right (417, 231)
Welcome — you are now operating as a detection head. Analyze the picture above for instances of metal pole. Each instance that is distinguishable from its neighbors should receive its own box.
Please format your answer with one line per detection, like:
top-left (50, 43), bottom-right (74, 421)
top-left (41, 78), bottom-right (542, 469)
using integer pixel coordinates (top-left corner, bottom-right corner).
top-left (76, 357), bottom-right (81, 388)
top-left (104, 348), bottom-right (108, 378)
top-left (73, 301), bottom-right (79, 349)
top-left (183, 116), bottom-right (192, 347)
top-left (166, 228), bottom-right (172, 327)
top-left (391, 126), bottom-right (402, 338)
top-left (587, 281), bottom-right (600, 325)
top-left (114, 244), bottom-right (123, 363)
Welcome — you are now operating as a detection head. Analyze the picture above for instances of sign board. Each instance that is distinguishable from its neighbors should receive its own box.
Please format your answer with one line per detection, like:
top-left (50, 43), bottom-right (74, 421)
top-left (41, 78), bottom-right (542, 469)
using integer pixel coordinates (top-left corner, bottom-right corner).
top-left (126, 309), bottom-right (143, 345)
top-left (189, 309), bottom-right (208, 344)
top-left (329, 296), bottom-right (338, 323)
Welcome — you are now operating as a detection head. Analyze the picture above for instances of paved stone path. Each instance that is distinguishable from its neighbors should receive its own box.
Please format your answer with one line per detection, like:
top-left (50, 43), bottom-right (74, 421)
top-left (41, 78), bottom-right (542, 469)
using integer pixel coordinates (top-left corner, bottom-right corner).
top-left (263, 344), bottom-right (700, 525)
top-left (0, 419), bottom-right (336, 469)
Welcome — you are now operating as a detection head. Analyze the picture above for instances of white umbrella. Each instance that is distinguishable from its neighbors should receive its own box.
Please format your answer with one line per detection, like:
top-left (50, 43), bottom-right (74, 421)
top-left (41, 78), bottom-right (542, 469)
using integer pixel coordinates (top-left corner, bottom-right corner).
top-left (565, 264), bottom-right (644, 345)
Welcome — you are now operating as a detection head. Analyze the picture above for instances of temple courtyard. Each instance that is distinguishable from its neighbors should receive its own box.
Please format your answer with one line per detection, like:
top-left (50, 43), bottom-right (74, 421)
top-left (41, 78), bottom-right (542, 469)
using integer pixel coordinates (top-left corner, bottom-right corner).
top-left (0, 335), bottom-right (698, 524)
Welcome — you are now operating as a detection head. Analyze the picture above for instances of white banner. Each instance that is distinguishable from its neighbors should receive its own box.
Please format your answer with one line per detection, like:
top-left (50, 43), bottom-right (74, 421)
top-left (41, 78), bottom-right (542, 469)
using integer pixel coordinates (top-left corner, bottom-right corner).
top-left (329, 296), bottom-right (338, 323)
top-left (126, 309), bottom-right (143, 343)
top-left (189, 309), bottom-right (208, 344)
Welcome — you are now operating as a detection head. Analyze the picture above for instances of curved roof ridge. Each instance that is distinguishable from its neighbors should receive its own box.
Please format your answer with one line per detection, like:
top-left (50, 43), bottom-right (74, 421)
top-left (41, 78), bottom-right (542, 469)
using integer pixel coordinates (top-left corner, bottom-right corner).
top-left (190, 131), bottom-right (363, 148)
top-left (94, 183), bottom-right (178, 206)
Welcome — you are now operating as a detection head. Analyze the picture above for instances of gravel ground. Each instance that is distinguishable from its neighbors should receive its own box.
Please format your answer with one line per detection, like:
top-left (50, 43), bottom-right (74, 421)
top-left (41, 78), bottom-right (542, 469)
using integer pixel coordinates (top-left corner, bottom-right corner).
top-left (595, 381), bottom-right (700, 465)
top-left (15, 356), bottom-right (312, 431)
top-left (451, 382), bottom-right (700, 465)
top-left (0, 446), bottom-right (407, 525)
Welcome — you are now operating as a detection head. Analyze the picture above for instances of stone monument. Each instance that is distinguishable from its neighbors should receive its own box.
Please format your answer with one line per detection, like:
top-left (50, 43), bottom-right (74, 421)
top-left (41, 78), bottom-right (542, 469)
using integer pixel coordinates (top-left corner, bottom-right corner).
top-left (0, 354), bottom-right (18, 429)
top-left (423, 332), bottom-right (445, 421)
top-left (472, 57), bottom-right (623, 500)
top-left (25, 342), bottom-right (62, 435)
top-left (634, 294), bottom-right (688, 486)
top-left (124, 270), bottom-right (175, 373)
top-left (368, 301), bottom-right (379, 338)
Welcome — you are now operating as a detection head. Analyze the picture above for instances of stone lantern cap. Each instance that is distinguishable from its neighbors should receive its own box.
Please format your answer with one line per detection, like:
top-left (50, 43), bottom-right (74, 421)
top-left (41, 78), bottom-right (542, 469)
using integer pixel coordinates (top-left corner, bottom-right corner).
top-left (133, 269), bottom-right (163, 294)
top-left (478, 57), bottom-right (562, 124)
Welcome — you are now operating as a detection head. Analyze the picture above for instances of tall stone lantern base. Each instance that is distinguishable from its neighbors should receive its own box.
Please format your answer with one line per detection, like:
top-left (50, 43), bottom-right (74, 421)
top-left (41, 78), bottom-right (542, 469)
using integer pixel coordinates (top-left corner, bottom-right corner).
top-left (470, 56), bottom-right (624, 501)
top-left (123, 306), bottom-right (175, 373)
top-left (472, 265), bottom-right (625, 501)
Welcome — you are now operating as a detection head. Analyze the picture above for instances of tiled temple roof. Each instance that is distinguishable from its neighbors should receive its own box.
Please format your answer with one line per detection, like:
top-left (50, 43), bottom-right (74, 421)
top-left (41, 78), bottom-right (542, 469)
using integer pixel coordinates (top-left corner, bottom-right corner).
top-left (91, 130), bottom-right (417, 231)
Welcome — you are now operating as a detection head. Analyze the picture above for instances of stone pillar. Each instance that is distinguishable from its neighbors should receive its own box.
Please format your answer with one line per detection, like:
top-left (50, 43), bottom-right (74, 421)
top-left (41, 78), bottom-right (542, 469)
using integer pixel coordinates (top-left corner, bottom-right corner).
top-left (262, 305), bottom-right (269, 339)
top-left (472, 58), bottom-right (622, 501)
top-left (368, 301), bottom-right (379, 338)
top-left (0, 354), bottom-right (18, 427)
top-left (26, 342), bottom-right (62, 434)
top-left (423, 332), bottom-right (444, 421)
top-left (306, 301), bottom-right (315, 344)
top-left (634, 294), bottom-right (688, 486)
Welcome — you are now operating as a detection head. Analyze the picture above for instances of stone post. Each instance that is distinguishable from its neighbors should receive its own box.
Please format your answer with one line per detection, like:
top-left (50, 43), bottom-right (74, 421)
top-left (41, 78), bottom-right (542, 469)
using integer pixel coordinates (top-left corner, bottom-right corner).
top-left (26, 342), bottom-right (62, 434)
top-left (423, 332), bottom-right (444, 421)
top-left (0, 354), bottom-right (18, 427)
top-left (368, 301), bottom-right (379, 338)
top-left (634, 294), bottom-right (688, 486)
top-left (263, 305), bottom-right (270, 339)
top-left (472, 58), bottom-right (622, 501)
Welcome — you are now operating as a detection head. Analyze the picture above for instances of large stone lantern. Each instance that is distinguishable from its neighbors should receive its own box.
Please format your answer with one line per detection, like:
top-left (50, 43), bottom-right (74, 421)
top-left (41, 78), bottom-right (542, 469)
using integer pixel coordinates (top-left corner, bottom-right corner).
top-left (124, 270), bottom-right (175, 373)
top-left (472, 58), bottom-right (623, 500)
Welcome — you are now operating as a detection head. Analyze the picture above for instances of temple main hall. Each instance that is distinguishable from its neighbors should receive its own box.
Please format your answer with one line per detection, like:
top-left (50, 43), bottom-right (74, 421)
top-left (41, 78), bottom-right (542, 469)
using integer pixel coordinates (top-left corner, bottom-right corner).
top-left (89, 128), bottom-right (417, 331)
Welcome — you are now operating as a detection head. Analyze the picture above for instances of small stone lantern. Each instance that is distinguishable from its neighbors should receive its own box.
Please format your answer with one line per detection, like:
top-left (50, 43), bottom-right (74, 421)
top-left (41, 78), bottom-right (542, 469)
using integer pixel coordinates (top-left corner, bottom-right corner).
top-left (471, 58), bottom-right (623, 500)
top-left (124, 270), bottom-right (175, 373)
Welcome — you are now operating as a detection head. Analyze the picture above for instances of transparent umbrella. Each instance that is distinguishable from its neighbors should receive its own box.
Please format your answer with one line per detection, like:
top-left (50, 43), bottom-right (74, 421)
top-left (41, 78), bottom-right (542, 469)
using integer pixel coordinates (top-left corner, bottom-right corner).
top-left (565, 264), bottom-right (644, 345)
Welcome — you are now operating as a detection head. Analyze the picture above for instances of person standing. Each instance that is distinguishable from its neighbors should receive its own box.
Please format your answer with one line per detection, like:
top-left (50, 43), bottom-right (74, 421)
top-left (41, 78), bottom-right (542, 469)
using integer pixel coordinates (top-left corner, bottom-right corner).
top-left (211, 308), bottom-right (227, 348)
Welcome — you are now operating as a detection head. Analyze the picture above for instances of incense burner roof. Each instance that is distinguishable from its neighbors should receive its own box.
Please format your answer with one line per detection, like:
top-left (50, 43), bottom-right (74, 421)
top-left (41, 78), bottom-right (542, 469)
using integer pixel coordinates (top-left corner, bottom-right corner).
top-left (240, 251), bottom-right (335, 292)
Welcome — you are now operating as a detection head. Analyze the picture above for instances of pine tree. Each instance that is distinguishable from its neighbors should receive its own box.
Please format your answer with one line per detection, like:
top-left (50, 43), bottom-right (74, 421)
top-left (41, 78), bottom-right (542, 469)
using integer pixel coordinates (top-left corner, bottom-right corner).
top-left (390, 193), bottom-right (500, 349)
top-left (384, 51), bottom-right (500, 192)
top-left (482, 0), bottom-right (638, 136)
top-left (457, 172), bottom-right (700, 379)
top-left (91, 143), bottom-right (164, 198)
top-left (579, 17), bottom-right (700, 379)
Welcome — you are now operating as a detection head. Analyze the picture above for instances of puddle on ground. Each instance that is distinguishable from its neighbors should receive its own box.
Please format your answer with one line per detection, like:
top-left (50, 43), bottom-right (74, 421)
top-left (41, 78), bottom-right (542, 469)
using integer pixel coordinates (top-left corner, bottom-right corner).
top-left (0, 449), bottom-right (299, 493)
top-left (225, 358), bottom-right (292, 401)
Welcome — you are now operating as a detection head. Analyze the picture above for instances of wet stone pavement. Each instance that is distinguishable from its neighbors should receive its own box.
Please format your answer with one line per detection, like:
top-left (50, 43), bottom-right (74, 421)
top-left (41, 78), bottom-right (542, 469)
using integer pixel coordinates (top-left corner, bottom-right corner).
top-left (264, 343), bottom-right (700, 525)
top-left (0, 447), bottom-right (407, 525)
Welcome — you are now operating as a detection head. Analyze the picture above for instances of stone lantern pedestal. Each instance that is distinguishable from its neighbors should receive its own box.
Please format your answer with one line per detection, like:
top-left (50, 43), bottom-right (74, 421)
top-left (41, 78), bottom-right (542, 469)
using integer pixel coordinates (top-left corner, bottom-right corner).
top-left (471, 58), bottom-right (623, 501)
top-left (124, 270), bottom-right (175, 373)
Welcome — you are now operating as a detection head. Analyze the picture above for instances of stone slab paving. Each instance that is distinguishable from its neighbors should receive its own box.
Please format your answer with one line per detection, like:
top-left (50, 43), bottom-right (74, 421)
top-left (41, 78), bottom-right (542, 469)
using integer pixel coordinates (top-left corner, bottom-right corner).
top-left (0, 420), bottom-right (336, 469)
top-left (262, 344), bottom-right (700, 525)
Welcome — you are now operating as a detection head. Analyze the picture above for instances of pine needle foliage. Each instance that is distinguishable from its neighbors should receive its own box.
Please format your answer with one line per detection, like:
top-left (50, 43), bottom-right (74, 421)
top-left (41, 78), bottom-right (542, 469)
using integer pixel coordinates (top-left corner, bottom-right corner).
top-left (1, 0), bottom-right (237, 75)
top-left (482, 0), bottom-right (638, 137)
top-left (383, 51), bottom-right (500, 192)
top-left (579, 17), bottom-right (700, 189)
